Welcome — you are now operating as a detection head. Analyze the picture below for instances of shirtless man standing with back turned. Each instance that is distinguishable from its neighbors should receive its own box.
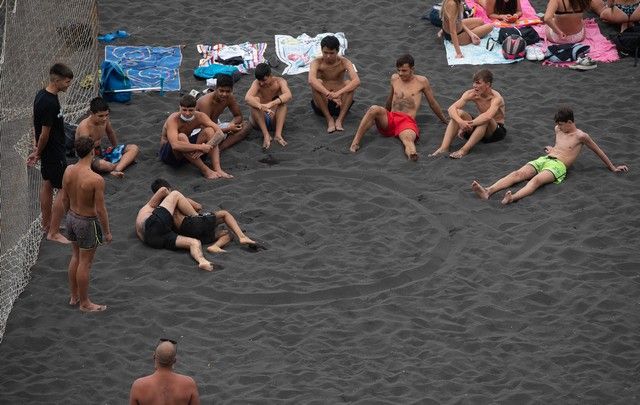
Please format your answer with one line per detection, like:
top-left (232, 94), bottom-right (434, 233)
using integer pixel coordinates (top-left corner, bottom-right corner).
top-left (349, 54), bottom-right (447, 160)
top-left (63, 136), bottom-right (111, 312)
top-left (308, 35), bottom-right (361, 133)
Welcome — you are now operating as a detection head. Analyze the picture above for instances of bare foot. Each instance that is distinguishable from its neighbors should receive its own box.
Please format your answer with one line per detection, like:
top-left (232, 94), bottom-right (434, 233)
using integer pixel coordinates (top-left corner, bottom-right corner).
top-left (471, 180), bottom-right (490, 200)
top-left (198, 260), bottom-right (214, 271)
top-left (349, 143), bottom-right (360, 153)
top-left (216, 170), bottom-right (234, 179)
top-left (501, 190), bottom-right (514, 205)
top-left (335, 120), bottom-right (344, 131)
top-left (408, 153), bottom-right (419, 161)
top-left (203, 169), bottom-right (221, 180)
top-left (428, 148), bottom-right (448, 157)
top-left (263, 137), bottom-right (272, 149)
top-left (327, 117), bottom-right (336, 133)
top-left (47, 232), bottom-right (71, 244)
top-left (69, 296), bottom-right (79, 306)
top-left (449, 149), bottom-right (468, 159)
top-left (274, 136), bottom-right (287, 146)
top-left (110, 171), bottom-right (124, 178)
top-left (79, 302), bottom-right (107, 312)
top-left (206, 245), bottom-right (226, 254)
top-left (239, 236), bottom-right (256, 245)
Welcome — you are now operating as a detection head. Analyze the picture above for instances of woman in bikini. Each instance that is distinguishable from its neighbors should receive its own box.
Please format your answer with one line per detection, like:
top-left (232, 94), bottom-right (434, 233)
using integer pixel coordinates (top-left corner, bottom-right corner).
top-left (543, 0), bottom-right (592, 43)
top-left (478, 0), bottom-right (523, 22)
top-left (441, 0), bottom-right (494, 58)
top-left (592, 0), bottom-right (640, 31)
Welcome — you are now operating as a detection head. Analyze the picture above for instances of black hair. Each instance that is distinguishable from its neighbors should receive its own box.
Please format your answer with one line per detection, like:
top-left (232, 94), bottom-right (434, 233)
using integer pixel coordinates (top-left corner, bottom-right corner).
top-left (554, 106), bottom-right (574, 123)
top-left (50, 63), bottom-right (74, 80)
top-left (254, 63), bottom-right (271, 80)
top-left (495, 0), bottom-right (517, 14)
top-left (151, 178), bottom-right (172, 193)
top-left (75, 136), bottom-right (94, 158)
top-left (320, 35), bottom-right (340, 51)
top-left (216, 74), bottom-right (234, 89)
top-left (395, 54), bottom-right (415, 68)
top-left (179, 94), bottom-right (197, 108)
top-left (89, 97), bottom-right (109, 113)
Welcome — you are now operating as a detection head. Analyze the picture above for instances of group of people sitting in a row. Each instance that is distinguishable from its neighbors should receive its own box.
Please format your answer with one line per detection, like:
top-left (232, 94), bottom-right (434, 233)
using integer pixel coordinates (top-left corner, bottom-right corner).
top-left (440, 0), bottom-right (639, 58)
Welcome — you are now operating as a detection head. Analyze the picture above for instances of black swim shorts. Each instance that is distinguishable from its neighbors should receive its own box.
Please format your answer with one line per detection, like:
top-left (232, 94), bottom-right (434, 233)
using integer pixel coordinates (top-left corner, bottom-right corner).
top-left (40, 160), bottom-right (67, 189)
top-left (310, 99), bottom-right (353, 117)
top-left (179, 213), bottom-right (219, 244)
top-left (142, 207), bottom-right (178, 250)
top-left (463, 123), bottom-right (507, 143)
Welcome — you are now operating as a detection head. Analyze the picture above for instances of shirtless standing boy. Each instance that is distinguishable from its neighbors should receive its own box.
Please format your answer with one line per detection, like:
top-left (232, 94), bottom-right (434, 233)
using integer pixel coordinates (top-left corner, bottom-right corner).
top-left (472, 106), bottom-right (628, 205)
top-left (63, 136), bottom-right (111, 312)
top-left (245, 63), bottom-right (293, 149)
top-left (308, 35), bottom-right (360, 133)
top-left (196, 74), bottom-right (250, 151)
top-left (160, 94), bottom-right (232, 179)
top-left (430, 69), bottom-right (506, 159)
top-left (349, 54), bottom-right (447, 160)
top-left (76, 97), bottom-right (139, 177)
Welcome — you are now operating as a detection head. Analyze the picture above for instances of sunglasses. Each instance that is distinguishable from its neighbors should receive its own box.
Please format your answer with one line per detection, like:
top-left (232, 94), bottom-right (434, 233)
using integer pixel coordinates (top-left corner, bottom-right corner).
top-left (159, 338), bottom-right (177, 345)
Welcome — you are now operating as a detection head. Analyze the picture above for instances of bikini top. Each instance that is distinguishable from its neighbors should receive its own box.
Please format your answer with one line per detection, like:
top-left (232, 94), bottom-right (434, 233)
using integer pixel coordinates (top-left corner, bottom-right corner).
top-left (555, 0), bottom-right (584, 15)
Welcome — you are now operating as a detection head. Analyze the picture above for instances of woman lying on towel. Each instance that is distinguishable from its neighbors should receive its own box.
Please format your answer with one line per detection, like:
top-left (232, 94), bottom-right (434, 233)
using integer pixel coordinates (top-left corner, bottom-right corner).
top-left (591, 0), bottom-right (640, 31)
top-left (441, 0), bottom-right (494, 58)
top-left (543, 0), bottom-right (592, 43)
top-left (477, 0), bottom-right (523, 22)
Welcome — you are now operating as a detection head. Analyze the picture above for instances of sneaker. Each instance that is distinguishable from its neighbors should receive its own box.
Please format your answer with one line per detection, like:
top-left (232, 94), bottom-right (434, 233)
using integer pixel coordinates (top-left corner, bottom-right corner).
top-left (570, 56), bottom-right (597, 70)
top-left (535, 46), bottom-right (545, 61)
top-left (526, 45), bottom-right (538, 61)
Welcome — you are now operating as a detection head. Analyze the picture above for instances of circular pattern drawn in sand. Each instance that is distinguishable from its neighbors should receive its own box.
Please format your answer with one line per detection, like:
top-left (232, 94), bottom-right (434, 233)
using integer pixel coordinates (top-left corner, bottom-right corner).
top-left (204, 167), bottom-right (452, 305)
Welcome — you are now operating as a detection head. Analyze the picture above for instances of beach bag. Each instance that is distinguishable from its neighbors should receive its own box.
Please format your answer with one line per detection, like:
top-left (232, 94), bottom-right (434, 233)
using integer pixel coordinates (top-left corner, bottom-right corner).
top-left (501, 34), bottom-right (526, 59)
top-left (612, 25), bottom-right (640, 66)
top-left (99, 60), bottom-right (131, 103)
top-left (545, 43), bottom-right (590, 62)
top-left (193, 64), bottom-right (239, 80)
top-left (498, 26), bottom-right (540, 45)
top-left (427, 3), bottom-right (442, 27)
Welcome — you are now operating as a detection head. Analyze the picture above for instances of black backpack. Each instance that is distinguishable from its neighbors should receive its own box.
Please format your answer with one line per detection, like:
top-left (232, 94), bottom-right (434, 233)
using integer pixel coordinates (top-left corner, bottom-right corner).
top-left (497, 26), bottom-right (540, 45)
top-left (612, 25), bottom-right (640, 66)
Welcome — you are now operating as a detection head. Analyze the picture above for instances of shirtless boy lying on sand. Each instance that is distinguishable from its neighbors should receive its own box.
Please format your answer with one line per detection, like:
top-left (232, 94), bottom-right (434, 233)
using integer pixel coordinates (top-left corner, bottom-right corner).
top-left (150, 178), bottom-right (262, 253)
top-left (472, 106), bottom-right (628, 205)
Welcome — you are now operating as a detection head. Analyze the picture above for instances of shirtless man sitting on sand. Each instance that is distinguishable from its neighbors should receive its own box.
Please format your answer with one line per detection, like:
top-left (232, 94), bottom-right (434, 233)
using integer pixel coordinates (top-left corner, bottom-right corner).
top-left (76, 97), bottom-right (140, 177)
top-left (195, 74), bottom-right (250, 151)
top-left (129, 339), bottom-right (200, 405)
top-left (63, 136), bottom-right (111, 312)
top-left (159, 94), bottom-right (232, 179)
top-left (430, 69), bottom-right (506, 159)
top-left (245, 63), bottom-right (293, 149)
top-left (349, 54), bottom-right (448, 160)
top-left (150, 178), bottom-right (261, 254)
top-left (135, 187), bottom-right (215, 271)
top-left (308, 35), bottom-right (361, 133)
top-left (472, 106), bottom-right (628, 205)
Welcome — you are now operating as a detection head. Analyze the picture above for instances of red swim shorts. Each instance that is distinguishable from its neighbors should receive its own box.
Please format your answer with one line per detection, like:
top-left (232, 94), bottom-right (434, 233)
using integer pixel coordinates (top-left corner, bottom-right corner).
top-left (377, 111), bottom-right (420, 139)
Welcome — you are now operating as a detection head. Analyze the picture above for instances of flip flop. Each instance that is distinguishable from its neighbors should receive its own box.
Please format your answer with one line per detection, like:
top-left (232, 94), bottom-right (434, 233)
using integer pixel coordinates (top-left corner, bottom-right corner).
top-left (115, 30), bottom-right (129, 38)
top-left (97, 32), bottom-right (116, 42)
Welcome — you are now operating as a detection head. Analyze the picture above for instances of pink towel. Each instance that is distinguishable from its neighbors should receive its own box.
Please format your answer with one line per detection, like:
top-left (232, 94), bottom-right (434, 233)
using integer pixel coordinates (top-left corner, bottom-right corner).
top-left (533, 18), bottom-right (620, 67)
top-left (466, 0), bottom-right (542, 27)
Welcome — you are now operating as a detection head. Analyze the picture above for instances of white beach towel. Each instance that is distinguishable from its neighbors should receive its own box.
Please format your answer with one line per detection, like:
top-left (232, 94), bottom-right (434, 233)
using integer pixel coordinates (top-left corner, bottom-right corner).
top-left (445, 28), bottom-right (522, 65)
top-left (197, 42), bottom-right (267, 74)
top-left (274, 32), bottom-right (348, 75)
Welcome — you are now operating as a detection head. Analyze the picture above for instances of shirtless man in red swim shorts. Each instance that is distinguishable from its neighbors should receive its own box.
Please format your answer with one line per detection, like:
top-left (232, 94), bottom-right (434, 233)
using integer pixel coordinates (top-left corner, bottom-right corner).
top-left (349, 54), bottom-right (447, 160)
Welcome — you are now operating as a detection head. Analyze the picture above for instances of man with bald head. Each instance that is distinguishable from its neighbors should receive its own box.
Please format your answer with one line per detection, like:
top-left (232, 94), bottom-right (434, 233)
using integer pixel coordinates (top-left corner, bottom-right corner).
top-left (129, 339), bottom-right (200, 405)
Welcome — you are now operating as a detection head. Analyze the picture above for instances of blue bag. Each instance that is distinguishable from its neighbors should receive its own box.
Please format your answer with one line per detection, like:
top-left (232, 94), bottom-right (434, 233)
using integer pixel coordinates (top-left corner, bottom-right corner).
top-left (193, 64), bottom-right (239, 79)
top-left (100, 60), bottom-right (132, 103)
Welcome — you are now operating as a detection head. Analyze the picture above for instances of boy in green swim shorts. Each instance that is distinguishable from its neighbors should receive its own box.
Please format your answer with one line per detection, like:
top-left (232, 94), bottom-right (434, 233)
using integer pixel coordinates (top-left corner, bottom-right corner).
top-left (471, 106), bottom-right (628, 205)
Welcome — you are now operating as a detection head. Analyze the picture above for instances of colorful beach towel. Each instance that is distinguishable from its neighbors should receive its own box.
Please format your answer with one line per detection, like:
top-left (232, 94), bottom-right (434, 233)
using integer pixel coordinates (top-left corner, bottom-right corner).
top-left (466, 0), bottom-right (542, 27)
top-left (196, 42), bottom-right (267, 74)
top-left (104, 46), bottom-right (182, 91)
top-left (445, 28), bottom-right (522, 65)
top-left (274, 32), bottom-right (348, 75)
top-left (533, 19), bottom-right (620, 67)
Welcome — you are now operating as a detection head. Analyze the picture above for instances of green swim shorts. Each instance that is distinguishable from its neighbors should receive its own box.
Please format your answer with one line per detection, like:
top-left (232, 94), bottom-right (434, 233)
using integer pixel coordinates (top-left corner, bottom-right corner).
top-left (527, 155), bottom-right (567, 184)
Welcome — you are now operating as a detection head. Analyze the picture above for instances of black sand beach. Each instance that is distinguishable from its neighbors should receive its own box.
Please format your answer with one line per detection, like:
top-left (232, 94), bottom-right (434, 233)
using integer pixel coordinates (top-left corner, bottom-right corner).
top-left (1, 0), bottom-right (639, 403)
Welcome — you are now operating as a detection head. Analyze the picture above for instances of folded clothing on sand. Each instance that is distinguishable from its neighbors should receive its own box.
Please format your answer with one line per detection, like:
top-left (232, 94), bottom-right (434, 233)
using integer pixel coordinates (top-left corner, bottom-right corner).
top-left (197, 42), bottom-right (267, 74)
top-left (274, 32), bottom-right (348, 75)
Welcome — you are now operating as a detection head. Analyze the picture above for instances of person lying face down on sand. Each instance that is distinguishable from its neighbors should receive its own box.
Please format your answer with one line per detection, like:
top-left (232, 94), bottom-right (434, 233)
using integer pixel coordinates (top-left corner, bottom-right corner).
top-left (159, 94), bottom-right (232, 180)
top-left (150, 178), bottom-right (262, 253)
top-left (135, 187), bottom-right (216, 271)
top-left (430, 69), bottom-right (506, 159)
top-left (349, 54), bottom-right (448, 160)
top-left (129, 339), bottom-right (200, 405)
top-left (195, 74), bottom-right (250, 151)
top-left (308, 35), bottom-right (361, 133)
top-left (63, 136), bottom-right (111, 312)
top-left (472, 106), bottom-right (629, 205)
top-left (245, 62), bottom-right (293, 150)
top-left (76, 96), bottom-right (140, 178)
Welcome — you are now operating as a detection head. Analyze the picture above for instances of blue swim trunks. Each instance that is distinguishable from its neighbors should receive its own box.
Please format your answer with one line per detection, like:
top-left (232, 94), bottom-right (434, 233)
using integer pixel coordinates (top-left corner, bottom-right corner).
top-left (159, 132), bottom-right (199, 167)
top-left (528, 155), bottom-right (567, 184)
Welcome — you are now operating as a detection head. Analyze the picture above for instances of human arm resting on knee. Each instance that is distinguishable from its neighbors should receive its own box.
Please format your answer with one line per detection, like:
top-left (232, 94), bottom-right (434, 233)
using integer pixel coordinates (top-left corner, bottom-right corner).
top-left (471, 95), bottom-right (503, 127)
